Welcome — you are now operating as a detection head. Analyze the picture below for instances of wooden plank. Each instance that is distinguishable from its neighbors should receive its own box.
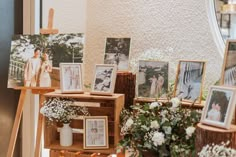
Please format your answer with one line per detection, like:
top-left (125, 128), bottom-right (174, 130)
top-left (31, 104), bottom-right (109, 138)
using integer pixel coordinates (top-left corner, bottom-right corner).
top-left (40, 8), bottom-right (59, 34)
top-left (7, 89), bottom-right (27, 157)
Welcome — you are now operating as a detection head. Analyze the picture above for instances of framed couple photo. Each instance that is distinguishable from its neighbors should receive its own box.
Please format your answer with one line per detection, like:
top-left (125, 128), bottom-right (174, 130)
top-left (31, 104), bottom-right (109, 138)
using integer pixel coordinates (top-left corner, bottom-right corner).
top-left (83, 116), bottom-right (109, 149)
top-left (201, 86), bottom-right (236, 129)
top-left (60, 63), bottom-right (83, 93)
top-left (91, 64), bottom-right (117, 96)
top-left (174, 60), bottom-right (206, 103)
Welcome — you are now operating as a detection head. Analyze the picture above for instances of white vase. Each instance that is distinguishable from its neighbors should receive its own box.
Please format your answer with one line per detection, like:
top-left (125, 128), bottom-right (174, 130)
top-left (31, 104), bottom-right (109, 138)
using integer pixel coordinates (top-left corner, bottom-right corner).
top-left (60, 123), bottom-right (73, 146)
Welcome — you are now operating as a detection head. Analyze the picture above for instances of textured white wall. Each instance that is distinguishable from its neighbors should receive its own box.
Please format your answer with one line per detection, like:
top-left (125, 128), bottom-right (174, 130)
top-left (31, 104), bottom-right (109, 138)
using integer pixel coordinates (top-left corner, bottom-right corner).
top-left (85, 0), bottom-right (223, 90)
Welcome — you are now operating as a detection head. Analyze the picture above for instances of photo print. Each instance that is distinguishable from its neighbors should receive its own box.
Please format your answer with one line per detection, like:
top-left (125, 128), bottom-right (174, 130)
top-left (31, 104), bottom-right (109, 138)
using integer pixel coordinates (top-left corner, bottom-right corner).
top-left (138, 60), bottom-right (168, 98)
top-left (174, 60), bottom-right (206, 103)
top-left (104, 37), bottom-right (131, 71)
top-left (8, 33), bottom-right (84, 88)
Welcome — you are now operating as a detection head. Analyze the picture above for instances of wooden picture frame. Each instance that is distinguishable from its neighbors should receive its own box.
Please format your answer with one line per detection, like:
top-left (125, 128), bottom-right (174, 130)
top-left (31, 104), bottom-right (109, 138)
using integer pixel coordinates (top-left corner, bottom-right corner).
top-left (83, 116), bottom-right (109, 149)
top-left (200, 86), bottom-right (236, 129)
top-left (137, 60), bottom-right (169, 99)
top-left (91, 64), bottom-right (117, 96)
top-left (220, 40), bottom-right (236, 86)
top-left (174, 60), bottom-right (206, 103)
top-left (103, 37), bottom-right (131, 71)
top-left (60, 63), bottom-right (83, 93)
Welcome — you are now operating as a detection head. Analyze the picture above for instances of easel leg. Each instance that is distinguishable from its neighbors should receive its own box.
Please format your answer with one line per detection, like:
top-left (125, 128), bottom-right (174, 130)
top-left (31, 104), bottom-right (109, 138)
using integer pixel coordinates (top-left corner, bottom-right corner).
top-left (7, 89), bottom-right (27, 157)
top-left (34, 94), bottom-right (45, 157)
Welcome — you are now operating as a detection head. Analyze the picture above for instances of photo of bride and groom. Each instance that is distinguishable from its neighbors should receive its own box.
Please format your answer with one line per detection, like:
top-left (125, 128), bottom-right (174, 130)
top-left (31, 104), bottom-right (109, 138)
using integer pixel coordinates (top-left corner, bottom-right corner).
top-left (138, 60), bottom-right (168, 98)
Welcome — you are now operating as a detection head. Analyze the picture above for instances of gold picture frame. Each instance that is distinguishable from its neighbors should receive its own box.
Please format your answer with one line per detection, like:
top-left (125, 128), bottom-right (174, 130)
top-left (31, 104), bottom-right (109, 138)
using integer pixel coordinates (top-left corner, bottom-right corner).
top-left (83, 116), bottom-right (109, 149)
top-left (174, 60), bottom-right (206, 103)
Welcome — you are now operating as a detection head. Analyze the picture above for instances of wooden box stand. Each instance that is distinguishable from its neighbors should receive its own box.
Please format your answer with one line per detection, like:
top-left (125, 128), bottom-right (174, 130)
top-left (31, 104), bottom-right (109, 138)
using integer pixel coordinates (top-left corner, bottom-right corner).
top-left (195, 123), bottom-right (236, 154)
top-left (43, 92), bottom-right (124, 157)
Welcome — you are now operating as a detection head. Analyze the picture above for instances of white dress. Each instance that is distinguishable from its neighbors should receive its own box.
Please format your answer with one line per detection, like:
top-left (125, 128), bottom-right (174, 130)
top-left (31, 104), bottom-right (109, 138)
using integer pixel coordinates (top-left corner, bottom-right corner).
top-left (39, 62), bottom-right (51, 87)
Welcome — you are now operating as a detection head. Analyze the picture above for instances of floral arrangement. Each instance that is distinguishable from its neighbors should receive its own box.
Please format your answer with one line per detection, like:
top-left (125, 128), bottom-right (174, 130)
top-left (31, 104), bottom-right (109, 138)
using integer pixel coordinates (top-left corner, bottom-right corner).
top-left (118, 98), bottom-right (202, 157)
top-left (198, 141), bottom-right (236, 157)
top-left (40, 97), bottom-right (90, 124)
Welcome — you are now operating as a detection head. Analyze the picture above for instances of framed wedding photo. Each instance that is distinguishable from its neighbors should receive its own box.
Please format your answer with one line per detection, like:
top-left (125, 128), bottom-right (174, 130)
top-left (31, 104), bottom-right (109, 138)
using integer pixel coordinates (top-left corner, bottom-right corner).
top-left (60, 63), bottom-right (83, 93)
top-left (83, 116), bottom-right (109, 149)
top-left (221, 40), bottom-right (236, 86)
top-left (200, 86), bottom-right (236, 129)
top-left (91, 64), bottom-right (117, 95)
top-left (104, 37), bottom-right (131, 71)
top-left (174, 60), bottom-right (206, 103)
top-left (137, 60), bottom-right (169, 99)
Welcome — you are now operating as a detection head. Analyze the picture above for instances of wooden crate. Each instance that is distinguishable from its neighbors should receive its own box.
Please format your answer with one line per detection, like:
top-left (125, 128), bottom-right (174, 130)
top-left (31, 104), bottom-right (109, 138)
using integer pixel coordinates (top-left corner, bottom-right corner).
top-left (43, 92), bottom-right (124, 155)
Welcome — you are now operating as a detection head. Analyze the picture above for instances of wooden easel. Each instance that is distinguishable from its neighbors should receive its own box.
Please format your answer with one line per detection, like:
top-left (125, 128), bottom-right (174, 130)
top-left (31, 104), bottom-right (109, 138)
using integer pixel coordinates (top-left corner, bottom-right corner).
top-left (6, 8), bottom-right (58, 157)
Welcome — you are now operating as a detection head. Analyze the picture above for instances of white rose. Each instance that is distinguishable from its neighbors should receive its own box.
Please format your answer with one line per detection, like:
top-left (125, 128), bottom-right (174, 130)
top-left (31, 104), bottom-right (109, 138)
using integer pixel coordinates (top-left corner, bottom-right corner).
top-left (141, 125), bottom-right (150, 131)
top-left (125, 118), bottom-right (134, 128)
top-left (149, 102), bottom-right (159, 109)
top-left (171, 97), bottom-right (181, 108)
top-left (186, 126), bottom-right (195, 137)
top-left (163, 126), bottom-right (172, 134)
top-left (150, 120), bottom-right (160, 129)
top-left (152, 131), bottom-right (165, 146)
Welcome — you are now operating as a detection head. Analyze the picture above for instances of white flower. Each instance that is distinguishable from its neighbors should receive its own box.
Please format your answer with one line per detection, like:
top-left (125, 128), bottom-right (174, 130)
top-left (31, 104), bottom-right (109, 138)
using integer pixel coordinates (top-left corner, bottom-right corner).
top-left (141, 125), bottom-right (150, 131)
top-left (149, 102), bottom-right (159, 109)
top-left (150, 120), bottom-right (160, 129)
top-left (186, 126), bottom-right (195, 137)
top-left (171, 97), bottom-right (181, 108)
top-left (163, 126), bottom-right (172, 135)
top-left (152, 131), bottom-right (165, 146)
top-left (125, 118), bottom-right (134, 128)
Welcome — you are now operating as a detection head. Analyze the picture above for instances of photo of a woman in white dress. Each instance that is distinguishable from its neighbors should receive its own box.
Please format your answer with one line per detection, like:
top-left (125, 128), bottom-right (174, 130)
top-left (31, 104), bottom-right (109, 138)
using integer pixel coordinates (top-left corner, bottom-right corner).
top-left (39, 53), bottom-right (52, 87)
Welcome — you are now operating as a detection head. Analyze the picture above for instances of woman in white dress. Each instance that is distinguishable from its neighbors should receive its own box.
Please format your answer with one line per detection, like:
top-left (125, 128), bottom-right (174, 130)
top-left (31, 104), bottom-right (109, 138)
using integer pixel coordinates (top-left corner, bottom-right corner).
top-left (149, 75), bottom-right (158, 97)
top-left (39, 53), bottom-right (52, 87)
top-left (207, 102), bottom-right (221, 122)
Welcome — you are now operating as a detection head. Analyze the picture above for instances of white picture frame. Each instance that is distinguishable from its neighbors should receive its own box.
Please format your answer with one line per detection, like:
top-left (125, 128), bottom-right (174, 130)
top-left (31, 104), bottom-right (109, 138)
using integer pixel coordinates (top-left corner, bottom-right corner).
top-left (60, 63), bottom-right (83, 93)
top-left (91, 64), bottom-right (117, 95)
top-left (201, 86), bottom-right (236, 129)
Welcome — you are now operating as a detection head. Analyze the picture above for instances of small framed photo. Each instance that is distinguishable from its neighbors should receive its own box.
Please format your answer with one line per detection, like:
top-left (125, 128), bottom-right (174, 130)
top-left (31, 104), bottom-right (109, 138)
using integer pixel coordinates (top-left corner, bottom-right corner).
top-left (60, 63), bottom-right (83, 93)
top-left (137, 60), bottom-right (169, 98)
top-left (91, 64), bottom-right (117, 95)
top-left (174, 60), bottom-right (206, 103)
top-left (83, 116), bottom-right (109, 149)
top-left (104, 37), bottom-right (131, 71)
top-left (200, 86), bottom-right (236, 129)
top-left (221, 40), bottom-right (236, 86)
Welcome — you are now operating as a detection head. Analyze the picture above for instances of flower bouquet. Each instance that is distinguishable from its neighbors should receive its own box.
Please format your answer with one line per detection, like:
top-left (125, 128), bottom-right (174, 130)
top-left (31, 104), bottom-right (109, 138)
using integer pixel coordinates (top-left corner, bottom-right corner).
top-left (118, 98), bottom-right (202, 157)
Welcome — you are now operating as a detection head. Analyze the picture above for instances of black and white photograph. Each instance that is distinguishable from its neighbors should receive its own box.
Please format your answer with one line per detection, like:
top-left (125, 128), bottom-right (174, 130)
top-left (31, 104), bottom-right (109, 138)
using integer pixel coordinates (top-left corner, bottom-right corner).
top-left (138, 60), bottom-right (168, 98)
top-left (60, 63), bottom-right (83, 93)
top-left (174, 60), bottom-right (205, 103)
top-left (104, 37), bottom-right (131, 71)
top-left (91, 64), bottom-right (117, 95)
top-left (8, 33), bottom-right (84, 88)
top-left (221, 40), bottom-right (236, 86)
top-left (201, 86), bottom-right (236, 129)
top-left (83, 116), bottom-right (109, 149)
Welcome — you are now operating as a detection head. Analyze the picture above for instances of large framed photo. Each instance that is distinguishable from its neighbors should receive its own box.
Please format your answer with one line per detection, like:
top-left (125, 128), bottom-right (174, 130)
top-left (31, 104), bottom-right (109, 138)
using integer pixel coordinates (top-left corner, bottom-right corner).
top-left (83, 116), bottom-right (109, 149)
top-left (221, 40), bottom-right (236, 86)
top-left (104, 37), bottom-right (131, 71)
top-left (60, 63), bottom-right (83, 93)
top-left (8, 33), bottom-right (84, 89)
top-left (91, 64), bottom-right (117, 95)
top-left (138, 60), bottom-right (169, 98)
top-left (174, 60), bottom-right (206, 103)
top-left (200, 86), bottom-right (236, 129)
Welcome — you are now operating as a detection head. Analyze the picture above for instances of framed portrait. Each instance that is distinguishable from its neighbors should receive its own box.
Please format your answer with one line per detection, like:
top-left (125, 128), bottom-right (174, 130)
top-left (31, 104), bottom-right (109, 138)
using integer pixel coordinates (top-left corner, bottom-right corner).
top-left (200, 86), bottom-right (236, 129)
top-left (83, 116), bottom-right (109, 149)
top-left (174, 60), bottom-right (206, 103)
top-left (60, 63), bottom-right (83, 93)
top-left (137, 60), bottom-right (169, 99)
top-left (104, 37), bottom-right (131, 71)
top-left (8, 33), bottom-right (84, 89)
top-left (91, 64), bottom-right (117, 95)
top-left (221, 40), bottom-right (236, 86)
